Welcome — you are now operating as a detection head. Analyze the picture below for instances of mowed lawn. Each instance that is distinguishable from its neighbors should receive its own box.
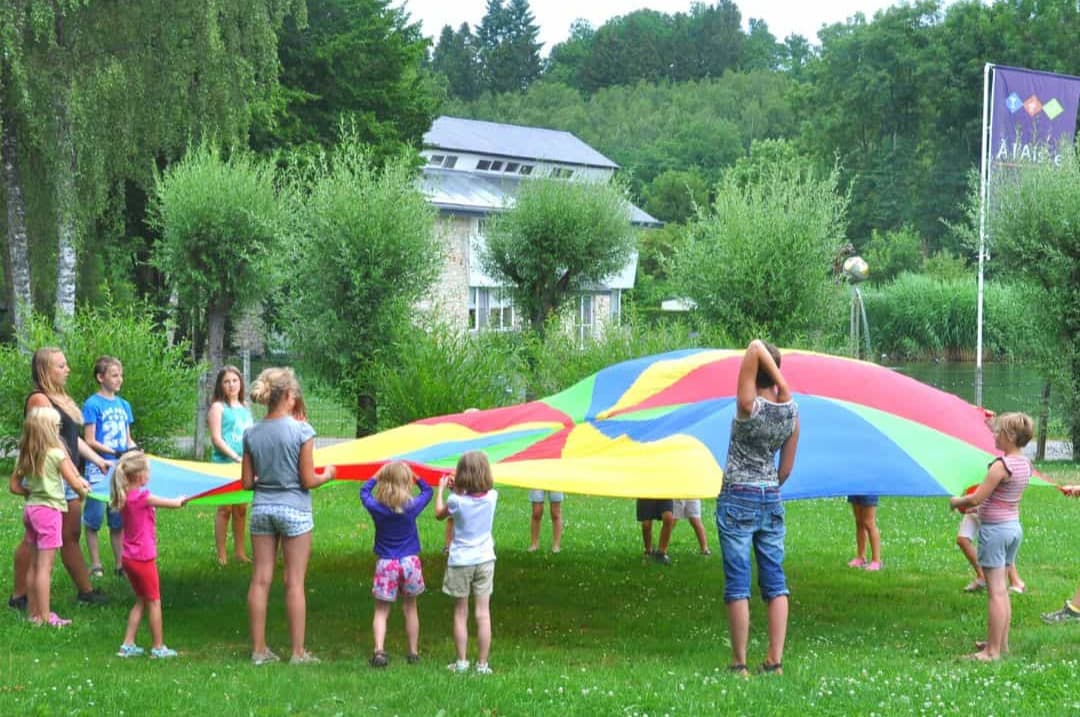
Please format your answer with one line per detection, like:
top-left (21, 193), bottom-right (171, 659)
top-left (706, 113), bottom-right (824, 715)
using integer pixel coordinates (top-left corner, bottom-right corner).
top-left (2, 464), bottom-right (1078, 716)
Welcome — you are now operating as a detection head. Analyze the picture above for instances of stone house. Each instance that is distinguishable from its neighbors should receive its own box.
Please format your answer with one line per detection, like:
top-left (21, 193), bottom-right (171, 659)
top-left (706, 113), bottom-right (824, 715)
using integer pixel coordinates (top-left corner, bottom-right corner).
top-left (418, 116), bottom-right (660, 340)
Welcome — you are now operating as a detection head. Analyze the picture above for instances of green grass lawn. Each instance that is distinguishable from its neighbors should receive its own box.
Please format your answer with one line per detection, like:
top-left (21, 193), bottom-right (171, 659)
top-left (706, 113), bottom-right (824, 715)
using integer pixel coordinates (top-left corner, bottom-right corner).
top-left (2, 463), bottom-right (1079, 716)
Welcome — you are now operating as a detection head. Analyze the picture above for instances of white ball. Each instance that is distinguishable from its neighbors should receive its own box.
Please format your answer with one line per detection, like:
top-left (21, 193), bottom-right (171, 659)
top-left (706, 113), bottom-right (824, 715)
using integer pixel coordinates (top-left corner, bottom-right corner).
top-left (842, 256), bottom-right (870, 282)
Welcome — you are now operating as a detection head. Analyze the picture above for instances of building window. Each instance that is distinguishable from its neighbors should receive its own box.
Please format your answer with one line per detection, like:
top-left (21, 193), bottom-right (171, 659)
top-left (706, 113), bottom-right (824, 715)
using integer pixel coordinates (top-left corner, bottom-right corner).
top-left (469, 287), bottom-right (515, 332)
top-left (443, 156), bottom-right (458, 169)
top-left (610, 290), bottom-right (621, 321)
top-left (519, 165), bottom-right (534, 175)
top-left (490, 161), bottom-right (504, 171)
top-left (476, 159), bottom-right (492, 171)
top-left (576, 294), bottom-right (594, 346)
top-left (505, 162), bottom-right (519, 173)
top-left (428, 154), bottom-right (445, 166)
top-left (550, 167), bottom-right (574, 179)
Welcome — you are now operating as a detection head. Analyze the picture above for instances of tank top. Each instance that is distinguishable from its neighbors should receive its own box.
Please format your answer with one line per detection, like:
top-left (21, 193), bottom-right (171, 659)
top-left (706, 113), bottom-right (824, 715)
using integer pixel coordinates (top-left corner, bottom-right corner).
top-left (724, 396), bottom-right (799, 487)
top-left (25, 391), bottom-right (82, 471)
top-left (978, 454), bottom-right (1031, 524)
top-left (211, 402), bottom-right (255, 463)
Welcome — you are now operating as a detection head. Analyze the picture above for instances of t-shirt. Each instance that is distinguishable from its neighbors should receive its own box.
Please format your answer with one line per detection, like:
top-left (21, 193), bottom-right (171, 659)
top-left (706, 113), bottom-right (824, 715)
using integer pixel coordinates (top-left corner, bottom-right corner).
top-left (82, 393), bottom-right (134, 483)
top-left (211, 402), bottom-right (254, 463)
top-left (360, 478), bottom-right (434, 559)
top-left (446, 490), bottom-right (498, 567)
top-left (724, 397), bottom-right (799, 487)
top-left (24, 447), bottom-right (68, 512)
top-left (121, 488), bottom-right (157, 562)
top-left (978, 454), bottom-right (1031, 524)
top-left (243, 416), bottom-right (316, 512)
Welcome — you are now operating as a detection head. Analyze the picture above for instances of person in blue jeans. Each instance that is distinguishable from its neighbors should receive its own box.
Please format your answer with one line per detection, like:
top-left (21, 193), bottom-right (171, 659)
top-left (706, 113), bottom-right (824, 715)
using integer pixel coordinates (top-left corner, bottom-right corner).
top-left (717, 340), bottom-right (800, 677)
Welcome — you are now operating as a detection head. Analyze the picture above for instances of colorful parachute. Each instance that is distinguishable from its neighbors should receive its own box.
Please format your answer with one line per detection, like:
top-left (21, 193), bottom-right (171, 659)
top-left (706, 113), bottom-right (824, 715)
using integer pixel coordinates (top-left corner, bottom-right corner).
top-left (120, 349), bottom-right (1051, 505)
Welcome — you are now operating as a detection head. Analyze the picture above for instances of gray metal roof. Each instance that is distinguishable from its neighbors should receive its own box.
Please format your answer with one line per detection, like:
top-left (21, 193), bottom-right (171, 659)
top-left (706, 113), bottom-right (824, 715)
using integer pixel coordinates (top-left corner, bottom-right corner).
top-left (425, 116), bottom-right (619, 170)
top-left (420, 168), bottom-right (662, 227)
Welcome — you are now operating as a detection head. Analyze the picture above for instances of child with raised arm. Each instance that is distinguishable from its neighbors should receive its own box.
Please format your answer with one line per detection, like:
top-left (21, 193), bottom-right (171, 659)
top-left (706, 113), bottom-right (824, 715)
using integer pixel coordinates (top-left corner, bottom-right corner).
top-left (435, 451), bottom-right (498, 675)
top-left (360, 461), bottom-right (434, 667)
top-left (243, 368), bottom-right (336, 666)
top-left (82, 356), bottom-right (136, 578)
top-left (110, 451), bottom-right (186, 658)
top-left (9, 407), bottom-right (90, 627)
top-left (1041, 484), bottom-right (1080, 623)
top-left (207, 365), bottom-right (254, 565)
top-left (949, 412), bottom-right (1034, 661)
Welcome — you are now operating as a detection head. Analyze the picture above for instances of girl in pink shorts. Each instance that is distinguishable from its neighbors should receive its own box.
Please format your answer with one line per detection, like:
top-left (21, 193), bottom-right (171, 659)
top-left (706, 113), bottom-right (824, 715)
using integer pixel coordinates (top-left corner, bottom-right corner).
top-left (8, 407), bottom-right (89, 627)
top-left (360, 461), bottom-right (434, 667)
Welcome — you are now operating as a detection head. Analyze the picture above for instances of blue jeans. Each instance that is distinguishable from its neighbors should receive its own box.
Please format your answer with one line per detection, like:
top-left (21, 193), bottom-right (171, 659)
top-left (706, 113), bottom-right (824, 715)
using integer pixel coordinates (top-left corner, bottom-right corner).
top-left (716, 486), bottom-right (788, 603)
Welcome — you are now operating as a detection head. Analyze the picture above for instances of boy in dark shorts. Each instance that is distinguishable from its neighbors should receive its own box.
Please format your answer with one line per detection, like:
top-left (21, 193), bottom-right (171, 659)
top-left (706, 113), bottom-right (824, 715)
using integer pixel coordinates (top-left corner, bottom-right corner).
top-left (636, 499), bottom-right (675, 564)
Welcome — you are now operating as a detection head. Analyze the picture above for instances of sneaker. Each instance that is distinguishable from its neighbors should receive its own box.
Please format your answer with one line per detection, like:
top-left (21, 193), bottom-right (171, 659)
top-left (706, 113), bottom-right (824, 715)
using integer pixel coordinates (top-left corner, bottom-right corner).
top-left (475, 662), bottom-right (493, 675)
top-left (252, 649), bottom-right (280, 666)
top-left (151, 646), bottom-right (178, 659)
top-left (89, 566), bottom-right (105, 579)
top-left (847, 557), bottom-right (866, 568)
top-left (652, 552), bottom-right (672, 565)
top-left (289, 651), bottom-right (320, 665)
top-left (76, 588), bottom-right (109, 605)
top-left (8, 594), bottom-right (28, 611)
top-left (117, 643), bottom-right (145, 658)
top-left (1042, 601), bottom-right (1080, 624)
top-left (447, 659), bottom-right (470, 673)
top-left (31, 612), bottom-right (72, 627)
top-left (863, 560), bottom-right (883, 572)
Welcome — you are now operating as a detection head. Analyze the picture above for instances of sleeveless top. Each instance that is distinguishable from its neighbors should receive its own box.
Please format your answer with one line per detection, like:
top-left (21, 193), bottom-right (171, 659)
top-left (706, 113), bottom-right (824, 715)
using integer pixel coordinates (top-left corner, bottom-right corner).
top-left (211, 402), bottom-right (254, 463)
top-left (978, 454), bottom-right (1031, 524)
top-left (724, 396), bottom-right (799, 487)
top-left (25, 391), bottom-right (82, 471)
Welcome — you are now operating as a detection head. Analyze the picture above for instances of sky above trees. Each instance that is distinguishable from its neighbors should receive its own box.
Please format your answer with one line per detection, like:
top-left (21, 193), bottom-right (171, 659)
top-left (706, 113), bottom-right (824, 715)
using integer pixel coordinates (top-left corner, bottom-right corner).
top-left (394, 0), bottom-right (911, 50)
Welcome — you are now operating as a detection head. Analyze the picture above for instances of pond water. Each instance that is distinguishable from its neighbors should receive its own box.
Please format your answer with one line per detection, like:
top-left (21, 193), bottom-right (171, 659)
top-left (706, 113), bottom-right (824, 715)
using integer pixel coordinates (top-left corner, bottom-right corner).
top-left (894, 361), bottom-right (1058, 418)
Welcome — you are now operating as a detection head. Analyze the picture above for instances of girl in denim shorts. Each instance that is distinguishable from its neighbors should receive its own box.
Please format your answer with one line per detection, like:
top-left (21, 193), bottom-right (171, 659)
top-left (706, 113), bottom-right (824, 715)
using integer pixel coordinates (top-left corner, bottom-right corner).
top-left (242, 367), bottom-right (337, 666)
top-left (949, 412), bottom-right (1033, 662)
top-left (360, 461), bottom-right (434, 667)
top-left (717, 340), bottom-right (799, 677)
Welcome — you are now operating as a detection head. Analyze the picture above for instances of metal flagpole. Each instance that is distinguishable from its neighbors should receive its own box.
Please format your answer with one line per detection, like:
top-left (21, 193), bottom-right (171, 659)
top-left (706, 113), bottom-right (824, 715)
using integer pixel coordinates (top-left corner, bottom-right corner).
top-left (975, 63), bottom-right (994, 407)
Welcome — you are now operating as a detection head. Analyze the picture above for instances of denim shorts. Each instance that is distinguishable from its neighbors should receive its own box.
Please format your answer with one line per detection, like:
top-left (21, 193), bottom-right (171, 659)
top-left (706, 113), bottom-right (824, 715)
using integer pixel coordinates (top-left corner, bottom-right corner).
top-left (528, 490), bottom-right (564, 503)
top-left (847, 495), bottom-right (879, 507)
top-left (978, 520), bottom-right (1022, 569)
top-left (716, 487), bottom-right (788, 603)
top-left (82, 494), bottom-right (122, 531)
top-left (249, 504), bottom-right (314, 538)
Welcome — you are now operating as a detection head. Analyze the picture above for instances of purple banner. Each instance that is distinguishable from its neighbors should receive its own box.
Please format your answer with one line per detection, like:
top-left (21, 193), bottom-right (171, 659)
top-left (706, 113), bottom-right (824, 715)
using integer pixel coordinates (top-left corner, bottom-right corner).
top-left (990, 65), bottom-right (1080, 167)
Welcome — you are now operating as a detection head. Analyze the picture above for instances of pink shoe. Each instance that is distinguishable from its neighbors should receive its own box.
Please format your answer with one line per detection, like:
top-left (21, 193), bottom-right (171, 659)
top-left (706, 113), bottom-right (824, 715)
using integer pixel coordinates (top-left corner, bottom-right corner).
top-left (863, 560), bottom-right (883, 571)
top-left (847, 557), bottom-right (866, 568)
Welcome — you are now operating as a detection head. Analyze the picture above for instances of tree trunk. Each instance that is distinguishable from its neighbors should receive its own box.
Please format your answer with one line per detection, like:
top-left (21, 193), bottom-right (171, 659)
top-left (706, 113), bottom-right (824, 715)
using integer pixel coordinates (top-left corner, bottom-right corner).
top-left (356, 390), bottom-right (377, 438)
top-left (2, 114), bottom-right (33, 343)
top-left (53, 90), bottom-right (78, 326)
top-left (194, 300), bottom-right (231, 457)
top-left (1036, 381), bottom-right (1050, 462)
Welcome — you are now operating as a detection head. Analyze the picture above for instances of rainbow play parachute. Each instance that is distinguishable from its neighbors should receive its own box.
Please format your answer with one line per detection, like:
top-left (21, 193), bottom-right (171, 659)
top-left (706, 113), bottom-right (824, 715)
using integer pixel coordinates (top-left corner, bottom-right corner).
top-left (118, 349), bottom-right (1050, 504)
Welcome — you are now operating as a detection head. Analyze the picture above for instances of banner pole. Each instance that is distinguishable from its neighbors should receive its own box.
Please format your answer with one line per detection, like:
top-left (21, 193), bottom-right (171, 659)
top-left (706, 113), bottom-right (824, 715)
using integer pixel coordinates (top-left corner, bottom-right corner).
top-left (975, 62), bottom-right (994, 407)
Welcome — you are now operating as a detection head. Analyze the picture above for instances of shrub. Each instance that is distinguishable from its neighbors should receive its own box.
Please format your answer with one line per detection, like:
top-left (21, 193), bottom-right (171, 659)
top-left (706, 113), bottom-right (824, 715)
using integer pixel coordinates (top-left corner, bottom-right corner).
top-left (0, 306), bottom-right (202, 456)
top-left (861, 226), bottom-right (924, 284)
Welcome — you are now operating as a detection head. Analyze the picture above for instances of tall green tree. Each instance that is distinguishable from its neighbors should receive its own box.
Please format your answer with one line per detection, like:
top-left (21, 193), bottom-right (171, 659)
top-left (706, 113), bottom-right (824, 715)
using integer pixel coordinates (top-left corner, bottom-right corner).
top-left (670, 142), bottom-right (848, 343)
top-left (432, 23), bottom-right (481, 101)
top-left (254, 0), bottom-right (438, 158)
top-left (741, 18), bottom-right (781, 71)
top-left (476, 0), bottom-right (542, 94)
top-left (150, 143), bottom-right (286, 449)
top-left (285, 135), bottom-right (440, 436)
top-left (990, 147), bottom-right (1080, 449)
top-left (480, 177), bottom-right (636, 338)
top-left (544, 19), bottom-right (594, 90)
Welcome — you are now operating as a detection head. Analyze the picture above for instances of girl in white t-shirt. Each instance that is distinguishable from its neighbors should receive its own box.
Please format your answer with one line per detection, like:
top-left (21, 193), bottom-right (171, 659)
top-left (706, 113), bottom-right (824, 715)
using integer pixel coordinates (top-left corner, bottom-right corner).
top-left (435, 451), bottom-right (498, 675)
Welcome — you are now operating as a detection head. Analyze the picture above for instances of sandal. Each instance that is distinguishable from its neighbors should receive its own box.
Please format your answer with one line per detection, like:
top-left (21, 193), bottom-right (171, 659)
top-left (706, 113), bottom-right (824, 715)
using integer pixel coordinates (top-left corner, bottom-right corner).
top-left (758, 661), bottom-right (783, 675)
top-left (406, 653), bottom-right (421, 665)
top-left (369, 650), bottom-right (389, 668)
top-left (90, 566), bottom-right (105, 579)
top-left (727, 663), bottom-right (749, 677)
top-left (963, 579), bottom-right (987, 592)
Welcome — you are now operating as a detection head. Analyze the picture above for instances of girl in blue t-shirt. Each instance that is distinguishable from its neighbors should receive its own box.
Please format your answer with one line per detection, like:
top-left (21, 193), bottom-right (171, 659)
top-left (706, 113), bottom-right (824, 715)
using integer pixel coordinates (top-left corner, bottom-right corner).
top-left (360, 461), bottom-right (433, 668)
top-left (207, 365), bottom-right (254, 565)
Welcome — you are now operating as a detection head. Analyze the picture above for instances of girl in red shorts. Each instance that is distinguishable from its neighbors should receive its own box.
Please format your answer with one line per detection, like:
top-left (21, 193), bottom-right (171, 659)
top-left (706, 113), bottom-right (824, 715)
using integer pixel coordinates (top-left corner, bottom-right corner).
top-left (110, 452), bottom-right (187, 658)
